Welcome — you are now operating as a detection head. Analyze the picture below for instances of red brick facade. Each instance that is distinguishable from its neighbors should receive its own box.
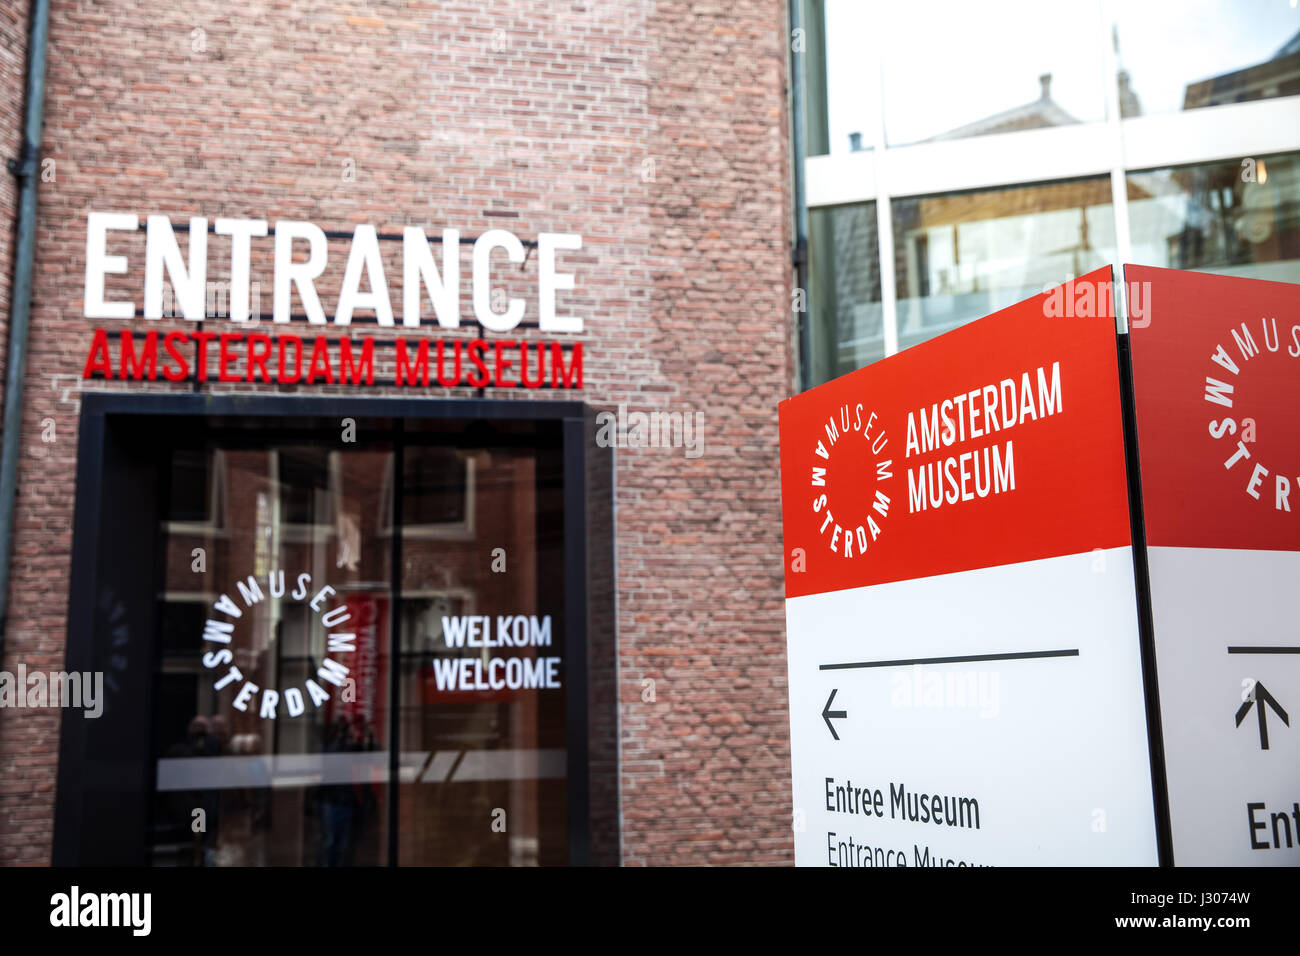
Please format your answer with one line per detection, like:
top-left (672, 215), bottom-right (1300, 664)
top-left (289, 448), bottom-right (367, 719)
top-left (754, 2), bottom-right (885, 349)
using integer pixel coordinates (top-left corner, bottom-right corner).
top-left (0, 0), bottom-right (795, 865)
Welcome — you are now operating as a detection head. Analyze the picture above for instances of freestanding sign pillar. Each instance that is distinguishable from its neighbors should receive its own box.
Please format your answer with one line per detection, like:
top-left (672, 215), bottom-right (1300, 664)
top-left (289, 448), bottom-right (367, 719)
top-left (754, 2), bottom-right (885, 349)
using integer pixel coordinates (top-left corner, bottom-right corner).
top-left (779, 267), bottom-right (1160, 866)
top-left (1126, 265), bottom-right (1299, 866)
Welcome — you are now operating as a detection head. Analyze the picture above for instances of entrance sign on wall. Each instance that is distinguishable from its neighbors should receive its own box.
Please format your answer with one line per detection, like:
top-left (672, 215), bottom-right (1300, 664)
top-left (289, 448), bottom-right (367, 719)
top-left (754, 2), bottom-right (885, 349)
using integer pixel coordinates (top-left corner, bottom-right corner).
top-left (779, 267), bottom-right (1160, 866)
top-left (79, 213), bottom-right (586, 389)
top-left (1126, 266), bottom-right (1299, 866)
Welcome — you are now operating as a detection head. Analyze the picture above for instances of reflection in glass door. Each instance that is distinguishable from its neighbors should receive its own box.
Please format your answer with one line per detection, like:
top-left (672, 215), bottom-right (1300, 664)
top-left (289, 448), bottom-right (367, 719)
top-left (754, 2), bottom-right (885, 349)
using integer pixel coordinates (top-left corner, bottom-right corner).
top-left (153, 442), bottom-right (393, 866)
top-left (148, 421), bottom-right (566, 866)
top-left (397, 441), bottom-right (567, 865)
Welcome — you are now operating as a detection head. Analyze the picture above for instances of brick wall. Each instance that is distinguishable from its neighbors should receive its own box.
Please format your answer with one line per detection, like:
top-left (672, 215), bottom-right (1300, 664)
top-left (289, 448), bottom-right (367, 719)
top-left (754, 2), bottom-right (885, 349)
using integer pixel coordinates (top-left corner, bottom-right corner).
top-left (0, 0), bottom-right (794, 865)
top-left (0, 0), bottom-right (29, 862)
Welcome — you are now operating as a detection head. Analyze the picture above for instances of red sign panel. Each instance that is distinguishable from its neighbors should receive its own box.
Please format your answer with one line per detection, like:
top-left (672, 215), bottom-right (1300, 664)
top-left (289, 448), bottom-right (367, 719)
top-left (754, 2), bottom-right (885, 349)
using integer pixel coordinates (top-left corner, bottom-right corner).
top-left (779, 266), bottom-right (1134, 598)
top-left (1126, 265), bottom-right (1300, 552)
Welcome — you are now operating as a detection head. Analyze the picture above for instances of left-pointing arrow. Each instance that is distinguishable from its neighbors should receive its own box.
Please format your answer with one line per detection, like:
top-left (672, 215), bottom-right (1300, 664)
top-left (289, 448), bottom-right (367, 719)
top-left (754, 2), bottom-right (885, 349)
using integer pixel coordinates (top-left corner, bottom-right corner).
top-left (822, 688), bottom-right (847, 741)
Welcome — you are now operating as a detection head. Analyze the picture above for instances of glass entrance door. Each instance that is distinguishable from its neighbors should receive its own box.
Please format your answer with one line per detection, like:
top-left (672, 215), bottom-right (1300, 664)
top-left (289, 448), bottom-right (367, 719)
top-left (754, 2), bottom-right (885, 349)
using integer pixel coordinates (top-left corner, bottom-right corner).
top-left (153, 440), bottom-right (395, 866)
top-left (147, 418), bottom-right (567, 866)
top-left (396, 440), bottom-right (567, 865)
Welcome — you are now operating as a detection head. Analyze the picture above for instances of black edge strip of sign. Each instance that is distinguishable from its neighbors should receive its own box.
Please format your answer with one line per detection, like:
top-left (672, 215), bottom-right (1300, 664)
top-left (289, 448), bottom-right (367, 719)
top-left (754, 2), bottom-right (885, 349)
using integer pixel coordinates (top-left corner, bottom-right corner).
top-left (386, 421), bottom-right (404, 868)
top-left (1227, 646), bottom-right (1300, 654)
top-left (818, 648), bottom-right (1079, 671)
top-left (1115, 271), bottom-right (1176, 867)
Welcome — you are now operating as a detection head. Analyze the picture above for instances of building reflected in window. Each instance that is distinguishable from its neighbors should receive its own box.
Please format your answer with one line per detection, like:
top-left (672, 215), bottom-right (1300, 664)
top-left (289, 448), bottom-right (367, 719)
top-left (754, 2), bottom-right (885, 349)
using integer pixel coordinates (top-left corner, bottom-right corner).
top-left (1128, 151), bottom-right (1300, 282)
top-left (878, 0), bottom-right (1108, 146)
top-left (808, 202), bottom-right (883, 382)
top-left (1116, 3), bottom-right (1300, 116)
top-left (893, 178), bottom-right (1117, 351)
top-left (923, 73), bottom-right (1083, 142)
top-left (797, 0), bottom-right (1300, 387)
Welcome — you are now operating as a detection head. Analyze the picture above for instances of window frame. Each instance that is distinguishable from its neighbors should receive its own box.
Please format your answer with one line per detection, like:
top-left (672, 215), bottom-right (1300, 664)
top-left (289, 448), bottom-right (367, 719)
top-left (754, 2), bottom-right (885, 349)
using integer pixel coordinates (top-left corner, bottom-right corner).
top-left (802, 0), bottom-right (1300, 372)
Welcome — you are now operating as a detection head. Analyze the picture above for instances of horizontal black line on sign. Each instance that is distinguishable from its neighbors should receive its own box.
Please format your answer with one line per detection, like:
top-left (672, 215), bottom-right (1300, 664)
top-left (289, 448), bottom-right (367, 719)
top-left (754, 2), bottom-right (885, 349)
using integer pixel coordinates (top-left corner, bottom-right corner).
top-left (818, 649), bottom-right (1080, 671)
top-left (133, 222), bottom-right (540, 246)
top-left (1227, 646), bottom-right (1300, 654)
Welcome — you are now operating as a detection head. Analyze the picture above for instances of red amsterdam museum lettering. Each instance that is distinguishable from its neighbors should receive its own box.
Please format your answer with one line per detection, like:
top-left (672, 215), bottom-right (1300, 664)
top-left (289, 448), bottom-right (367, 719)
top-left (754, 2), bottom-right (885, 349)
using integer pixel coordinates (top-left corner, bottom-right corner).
top-left (79, 212), bottom-right (586, 389)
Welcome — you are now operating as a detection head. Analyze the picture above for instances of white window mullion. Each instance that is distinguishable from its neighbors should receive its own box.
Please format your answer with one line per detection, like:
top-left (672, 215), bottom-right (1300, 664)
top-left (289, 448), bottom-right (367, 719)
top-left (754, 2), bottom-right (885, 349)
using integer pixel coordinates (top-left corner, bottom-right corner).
top-left (1122, 98), bottom-right (1300, 171)
top-left (867, 1), bottom-right (898, 357)
top-left (875, 196), bottom-right (899, 357)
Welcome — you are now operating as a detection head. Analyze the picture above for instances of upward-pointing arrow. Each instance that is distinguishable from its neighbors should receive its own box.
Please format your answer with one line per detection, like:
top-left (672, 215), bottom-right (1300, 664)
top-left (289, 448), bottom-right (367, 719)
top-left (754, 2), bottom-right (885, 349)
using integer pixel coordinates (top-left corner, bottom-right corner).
top-left (1235, 682), bottom-right (1290, 751)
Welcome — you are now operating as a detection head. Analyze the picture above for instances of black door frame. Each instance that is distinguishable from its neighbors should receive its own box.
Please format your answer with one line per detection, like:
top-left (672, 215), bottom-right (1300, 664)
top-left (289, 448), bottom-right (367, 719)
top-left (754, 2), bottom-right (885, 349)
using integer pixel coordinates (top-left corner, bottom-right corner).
top-left (54, 392), bottom-right (604, 866)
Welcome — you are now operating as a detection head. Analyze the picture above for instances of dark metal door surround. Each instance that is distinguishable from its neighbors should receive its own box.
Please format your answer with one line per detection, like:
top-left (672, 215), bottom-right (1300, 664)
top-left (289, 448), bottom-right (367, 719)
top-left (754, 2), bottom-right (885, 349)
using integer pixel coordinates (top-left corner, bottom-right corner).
top-left (54, 395), bottom-right (616, 866)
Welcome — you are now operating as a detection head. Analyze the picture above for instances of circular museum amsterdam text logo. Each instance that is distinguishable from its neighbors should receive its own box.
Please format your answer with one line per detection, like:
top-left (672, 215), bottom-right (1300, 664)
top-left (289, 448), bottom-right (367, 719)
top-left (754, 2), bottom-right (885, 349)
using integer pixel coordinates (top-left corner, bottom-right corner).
top-left (199, 570), bottom-right (354, 721)
top-left (1203, 314), bottom-right (1297, 513)
top-left (807, 402), bottom-right (894, 560)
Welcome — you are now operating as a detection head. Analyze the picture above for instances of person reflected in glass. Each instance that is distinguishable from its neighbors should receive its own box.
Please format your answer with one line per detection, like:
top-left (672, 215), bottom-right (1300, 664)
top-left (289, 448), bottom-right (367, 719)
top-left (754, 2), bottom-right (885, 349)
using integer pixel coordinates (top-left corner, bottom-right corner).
top-left (163, 715), bottom-right (222, 866)
top-left (319, 717), bottom-right (357, 866)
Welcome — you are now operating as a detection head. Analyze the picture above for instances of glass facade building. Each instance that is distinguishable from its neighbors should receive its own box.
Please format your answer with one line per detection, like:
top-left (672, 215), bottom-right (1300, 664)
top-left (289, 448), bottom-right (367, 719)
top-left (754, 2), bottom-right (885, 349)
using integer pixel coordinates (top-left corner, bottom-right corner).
top-left (799, 0), bottom-right (1300, 385)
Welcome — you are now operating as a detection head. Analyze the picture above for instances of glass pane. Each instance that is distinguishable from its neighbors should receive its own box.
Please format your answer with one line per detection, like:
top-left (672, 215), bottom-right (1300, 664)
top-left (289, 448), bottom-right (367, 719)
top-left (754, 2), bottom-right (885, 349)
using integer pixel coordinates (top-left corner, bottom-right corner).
top-left (809, 202), bottom-right (883, 384)
top-left (892, 177), bottom-right (1116, 351)
top-left (880, 0), bottom-right (1108, 146)
top-left (1115, 1), bottom-right (1300, 117)
top-left (809, 0), bottom-right (880, 156)
top-left (1127, 151), bottom-right (1300, 282)
top-left (167, 449), bottom-right (213, 523)
top-left (151, 440), bottom-right (392, 866)
top-left (398, 432), bottom-right (567, 865)
top-left (403, 445), bottom-right (472, 529)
